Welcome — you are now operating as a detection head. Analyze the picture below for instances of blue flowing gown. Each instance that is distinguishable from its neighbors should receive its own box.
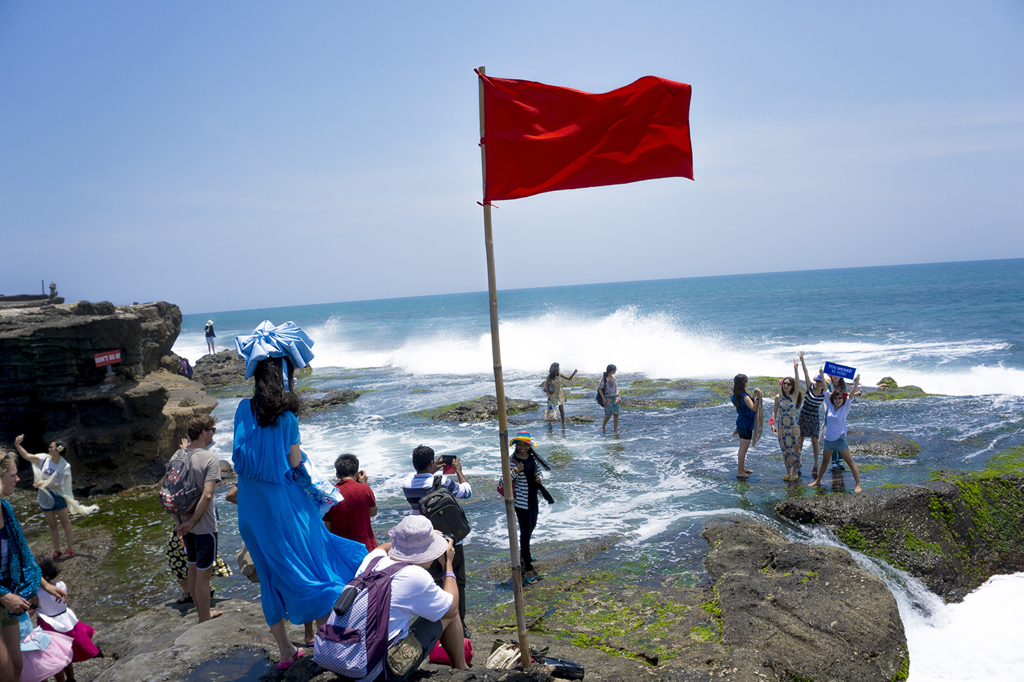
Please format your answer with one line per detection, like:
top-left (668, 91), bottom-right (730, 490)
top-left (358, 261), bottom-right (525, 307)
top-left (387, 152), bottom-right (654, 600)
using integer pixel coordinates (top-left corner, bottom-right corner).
top-left (232, 399), bottom-right (368, 625)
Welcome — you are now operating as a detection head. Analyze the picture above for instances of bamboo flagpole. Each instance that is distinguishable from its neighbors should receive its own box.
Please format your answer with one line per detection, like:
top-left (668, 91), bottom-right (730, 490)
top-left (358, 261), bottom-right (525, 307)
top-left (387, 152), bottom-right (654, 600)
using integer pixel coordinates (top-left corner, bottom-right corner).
top-left (477, 65), bottom-right (531, 665)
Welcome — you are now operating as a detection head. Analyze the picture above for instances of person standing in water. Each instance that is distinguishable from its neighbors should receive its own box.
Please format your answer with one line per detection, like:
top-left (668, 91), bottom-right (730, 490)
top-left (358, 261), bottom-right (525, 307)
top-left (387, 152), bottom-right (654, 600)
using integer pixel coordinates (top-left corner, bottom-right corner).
top-left (797, 352), bottom-right (826, 479)
top-left (731, 374), bottom-right (761, 479)
top-left (544, 363), bottom-right (577, 428)
top-left (808, 373), bottom-right (863, 493)
top-left (771, 362), bottom-right (803, 481)
top-left (598, 364), bottom-right (620, 433)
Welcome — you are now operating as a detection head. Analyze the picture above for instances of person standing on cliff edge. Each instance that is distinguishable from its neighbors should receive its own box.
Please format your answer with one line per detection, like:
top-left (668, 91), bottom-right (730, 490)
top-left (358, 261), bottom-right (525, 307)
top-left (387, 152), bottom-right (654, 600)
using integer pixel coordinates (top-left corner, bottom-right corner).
top-left (205, 320), bottom-right (216, 354)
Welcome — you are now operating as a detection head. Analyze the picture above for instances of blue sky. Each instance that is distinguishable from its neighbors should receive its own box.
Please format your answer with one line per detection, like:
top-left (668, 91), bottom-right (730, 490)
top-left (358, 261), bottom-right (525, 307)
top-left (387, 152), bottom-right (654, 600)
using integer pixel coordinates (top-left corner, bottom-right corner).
top-left (2, 1), bottom-right (1022, 314)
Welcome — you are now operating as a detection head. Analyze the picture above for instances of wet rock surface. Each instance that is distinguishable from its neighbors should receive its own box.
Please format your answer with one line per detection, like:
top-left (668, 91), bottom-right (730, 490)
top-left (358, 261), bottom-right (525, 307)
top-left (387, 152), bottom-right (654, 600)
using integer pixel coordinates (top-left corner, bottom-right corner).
top-left (305, 389), bottom-right (360, 412)
top-left (845, 427), bottom-right (920, 458)
top-left (776, 475), bottom-right (1024, 602)
top-left (192, 349), bottom-right (248, 387)
top-left (703, 518), bottom-right (907, 682)
top-left (431, 396), bottom-right (540, 422)
top-left (478, 517), bottom-right (907, 682)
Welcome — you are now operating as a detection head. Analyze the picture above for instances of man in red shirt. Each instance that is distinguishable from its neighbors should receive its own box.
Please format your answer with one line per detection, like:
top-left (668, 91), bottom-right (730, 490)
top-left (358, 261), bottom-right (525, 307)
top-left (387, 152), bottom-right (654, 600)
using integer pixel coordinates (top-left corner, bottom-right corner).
top-left (323, 454), bottom-right (378, 552)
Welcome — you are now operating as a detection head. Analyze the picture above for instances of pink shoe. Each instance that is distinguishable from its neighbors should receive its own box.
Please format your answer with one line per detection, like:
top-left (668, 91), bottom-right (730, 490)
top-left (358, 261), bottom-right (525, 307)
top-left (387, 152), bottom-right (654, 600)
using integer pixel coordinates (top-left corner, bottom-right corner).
top-left (278, 647), bottom-right (305, 670)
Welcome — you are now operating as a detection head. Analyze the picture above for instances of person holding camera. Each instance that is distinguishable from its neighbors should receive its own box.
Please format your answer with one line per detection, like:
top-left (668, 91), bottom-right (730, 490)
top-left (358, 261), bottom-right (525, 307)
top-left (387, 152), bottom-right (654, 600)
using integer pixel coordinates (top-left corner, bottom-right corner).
top-left (352, 516), bottom-right (469, 680)
top-left (324, 454), bottom-right (378, 552)
top-left (402, 445), bottom-right (472, 634)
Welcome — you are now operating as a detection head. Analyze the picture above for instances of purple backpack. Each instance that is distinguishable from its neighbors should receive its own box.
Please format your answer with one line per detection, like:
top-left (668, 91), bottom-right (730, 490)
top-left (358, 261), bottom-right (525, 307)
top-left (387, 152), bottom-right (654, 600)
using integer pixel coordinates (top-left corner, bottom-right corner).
top-left (313, 556), bottom-right (408, 678)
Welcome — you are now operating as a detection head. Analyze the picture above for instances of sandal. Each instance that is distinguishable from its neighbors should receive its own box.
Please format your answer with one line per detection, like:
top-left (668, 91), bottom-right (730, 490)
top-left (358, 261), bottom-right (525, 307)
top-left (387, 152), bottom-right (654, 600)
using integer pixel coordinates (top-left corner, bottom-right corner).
top-left (51, 552), bottom-right (61, 560)
top-left (277, 647), bottom-right (305, 670)
top-left (176, 593), bottom-right (193, 605)
top-left (62, 550), bottom-right (75, 558)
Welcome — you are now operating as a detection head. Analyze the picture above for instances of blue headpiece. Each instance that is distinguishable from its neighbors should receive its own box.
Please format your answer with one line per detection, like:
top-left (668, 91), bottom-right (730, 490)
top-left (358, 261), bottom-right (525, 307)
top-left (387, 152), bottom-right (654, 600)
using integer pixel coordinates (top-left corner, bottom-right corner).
top-left (235, 320), bottom-right (315, 379)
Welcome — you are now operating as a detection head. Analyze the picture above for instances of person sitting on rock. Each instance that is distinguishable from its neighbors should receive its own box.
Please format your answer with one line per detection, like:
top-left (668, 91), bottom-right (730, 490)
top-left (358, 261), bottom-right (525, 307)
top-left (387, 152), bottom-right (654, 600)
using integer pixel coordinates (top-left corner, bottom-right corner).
top-left (351, 516), bottom-right (468, 680)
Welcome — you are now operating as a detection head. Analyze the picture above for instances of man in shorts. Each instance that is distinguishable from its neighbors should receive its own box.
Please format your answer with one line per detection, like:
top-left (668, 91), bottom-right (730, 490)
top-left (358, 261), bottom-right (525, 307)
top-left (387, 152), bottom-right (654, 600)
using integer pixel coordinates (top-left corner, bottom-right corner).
top-left (174, 414), bottom-right (222, 622)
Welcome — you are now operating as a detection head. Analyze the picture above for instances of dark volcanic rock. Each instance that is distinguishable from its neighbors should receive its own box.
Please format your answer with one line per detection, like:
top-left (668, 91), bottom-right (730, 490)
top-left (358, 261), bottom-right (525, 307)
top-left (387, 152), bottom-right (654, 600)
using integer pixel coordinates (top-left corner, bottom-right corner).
top-left (777, 475), bottom-right (1024, 602)
top-left (48, 370), bottom-right (217, 494)
top-left (0, 301), bottom-right (217, 494)
top-left (192, 349), bottom-right (247, 387)
top-left (479, 517), bottom-right (907, 682)
top-left (305, 389), bottom-right (360, 411)
top-left (846, 427), bottom-right (920, 458)
top-left (433, 396), bottom-right (539, 422)
top-left (703, 517), bottom-right (908, 682)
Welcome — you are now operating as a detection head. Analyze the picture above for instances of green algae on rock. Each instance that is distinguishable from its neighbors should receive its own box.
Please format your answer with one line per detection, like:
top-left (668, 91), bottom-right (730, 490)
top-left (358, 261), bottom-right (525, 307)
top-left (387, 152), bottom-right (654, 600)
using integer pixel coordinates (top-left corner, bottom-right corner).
top-left (777, 468), bottom-right (1024, 602)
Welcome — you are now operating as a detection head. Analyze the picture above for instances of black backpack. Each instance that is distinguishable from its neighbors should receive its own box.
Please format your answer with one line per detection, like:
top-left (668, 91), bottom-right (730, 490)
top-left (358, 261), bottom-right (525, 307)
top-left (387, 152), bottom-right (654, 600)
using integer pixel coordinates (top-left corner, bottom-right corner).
top-left (418, 476), bottom-right (471, 543)
top-left (159, 448), bottom-right (202, 515)
top-left (596, 378), bottom-right (607, 407)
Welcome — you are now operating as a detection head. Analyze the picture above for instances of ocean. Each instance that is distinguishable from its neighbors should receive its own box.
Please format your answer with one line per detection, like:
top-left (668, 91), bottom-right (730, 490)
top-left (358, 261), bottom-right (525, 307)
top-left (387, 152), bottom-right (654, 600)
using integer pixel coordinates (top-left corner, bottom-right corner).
top-left (174, 258), bottom-right (1024, 682)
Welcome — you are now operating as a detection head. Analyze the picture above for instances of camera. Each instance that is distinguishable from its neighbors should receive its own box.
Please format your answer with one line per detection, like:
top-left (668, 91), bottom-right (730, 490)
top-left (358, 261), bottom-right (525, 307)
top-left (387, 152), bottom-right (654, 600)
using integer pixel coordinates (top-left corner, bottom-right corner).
top-left (440, 455), bottom-right (456, 464)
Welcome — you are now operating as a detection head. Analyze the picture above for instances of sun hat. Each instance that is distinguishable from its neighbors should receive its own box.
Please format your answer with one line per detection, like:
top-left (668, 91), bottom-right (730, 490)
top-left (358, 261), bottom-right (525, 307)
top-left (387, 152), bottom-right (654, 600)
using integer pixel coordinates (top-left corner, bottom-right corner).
top-left (387, 516), bottom-right (449, 564)
top-left (509, 432), bottom-right (534, 447)
top-left (207, 320), bottom-right (214, 325)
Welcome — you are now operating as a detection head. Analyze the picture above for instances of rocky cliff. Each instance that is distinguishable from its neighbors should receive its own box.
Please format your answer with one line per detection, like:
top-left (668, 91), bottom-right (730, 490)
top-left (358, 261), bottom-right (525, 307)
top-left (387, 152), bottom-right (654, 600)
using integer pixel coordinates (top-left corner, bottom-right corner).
top-left (776, 472), bottom-right (1024, 602)
top-left (0, 301), bottom-right (216, 494)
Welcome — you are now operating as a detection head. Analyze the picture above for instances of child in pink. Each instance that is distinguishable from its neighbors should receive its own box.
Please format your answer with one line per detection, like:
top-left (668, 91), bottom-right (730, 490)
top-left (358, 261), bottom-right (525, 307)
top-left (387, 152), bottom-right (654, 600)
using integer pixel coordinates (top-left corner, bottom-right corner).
top-left (35, 555), bottom-right (100, 681)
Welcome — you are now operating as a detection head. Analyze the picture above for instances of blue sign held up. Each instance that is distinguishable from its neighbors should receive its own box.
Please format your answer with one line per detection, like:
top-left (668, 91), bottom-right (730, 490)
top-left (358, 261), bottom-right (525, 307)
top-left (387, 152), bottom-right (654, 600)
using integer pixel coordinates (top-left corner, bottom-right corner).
top-left (824, 362), bottom-right (856, 380)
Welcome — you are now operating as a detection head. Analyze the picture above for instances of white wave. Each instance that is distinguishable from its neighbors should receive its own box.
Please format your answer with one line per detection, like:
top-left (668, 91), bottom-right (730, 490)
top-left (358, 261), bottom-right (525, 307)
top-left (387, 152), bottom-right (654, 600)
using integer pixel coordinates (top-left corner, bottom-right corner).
top-left (800, 526), bottom-right (1024, 682)
top-left (174, 308), bottom-right (1024, 396)
top-left (906, 573), bottom-right (1024, 682)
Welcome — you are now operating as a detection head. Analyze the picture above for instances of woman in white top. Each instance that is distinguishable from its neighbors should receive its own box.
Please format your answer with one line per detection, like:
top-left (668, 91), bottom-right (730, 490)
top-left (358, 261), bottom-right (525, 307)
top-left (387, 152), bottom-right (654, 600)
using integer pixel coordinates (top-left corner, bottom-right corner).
top-left (13, 436), bottom-right (76, 559)
top-left (808, 373), bottom-right (863, 493)
top-left (346, 516), bottom-right (468, 681)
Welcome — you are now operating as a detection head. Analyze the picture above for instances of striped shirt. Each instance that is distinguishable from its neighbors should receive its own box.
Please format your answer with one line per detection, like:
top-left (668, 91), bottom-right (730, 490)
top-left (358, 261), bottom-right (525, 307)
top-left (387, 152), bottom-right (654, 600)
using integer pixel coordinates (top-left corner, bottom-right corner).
top-left (799, 389), bottom-right (825, 420)
top-left (511, 470), bottom-right (530, 510)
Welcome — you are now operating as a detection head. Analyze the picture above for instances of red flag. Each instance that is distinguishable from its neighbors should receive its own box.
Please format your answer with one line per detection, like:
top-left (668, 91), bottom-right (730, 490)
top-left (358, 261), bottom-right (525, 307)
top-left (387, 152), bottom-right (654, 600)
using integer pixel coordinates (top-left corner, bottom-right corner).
top-left (479, 73), bottom-right (693, 202)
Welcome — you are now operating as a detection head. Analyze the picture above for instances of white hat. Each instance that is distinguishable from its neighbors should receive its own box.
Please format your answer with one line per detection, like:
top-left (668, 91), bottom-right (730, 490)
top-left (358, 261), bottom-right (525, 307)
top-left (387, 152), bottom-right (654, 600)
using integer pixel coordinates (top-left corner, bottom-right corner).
top-left (387, 516), bottom-right (448, 564)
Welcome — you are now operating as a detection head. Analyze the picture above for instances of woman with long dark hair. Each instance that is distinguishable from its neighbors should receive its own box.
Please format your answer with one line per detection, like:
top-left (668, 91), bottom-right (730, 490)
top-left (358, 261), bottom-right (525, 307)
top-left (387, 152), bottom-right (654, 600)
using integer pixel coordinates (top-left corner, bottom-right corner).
top-left (598, 364), bottom-right (620, 433)
top-left (808, 372), bottom-right (863, 493)
top-left (544, 362), bottom-right (577, 428)
top-left (771, 361), bottom-right (803, 481)
top-left (508, 433), bottom-right (554, 584)
top-left (232, 321), bottom-right (367, 670)
top-left (731, 374), bottom-right (761, 479)
top-left (13, 437), bottom-right (97, 559)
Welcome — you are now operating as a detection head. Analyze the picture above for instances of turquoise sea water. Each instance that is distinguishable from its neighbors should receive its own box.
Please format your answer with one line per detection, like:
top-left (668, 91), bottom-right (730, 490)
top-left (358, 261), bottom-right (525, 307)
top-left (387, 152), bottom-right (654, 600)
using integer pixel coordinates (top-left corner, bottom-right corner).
top-left (174, 258), bottom-right (1024, 682)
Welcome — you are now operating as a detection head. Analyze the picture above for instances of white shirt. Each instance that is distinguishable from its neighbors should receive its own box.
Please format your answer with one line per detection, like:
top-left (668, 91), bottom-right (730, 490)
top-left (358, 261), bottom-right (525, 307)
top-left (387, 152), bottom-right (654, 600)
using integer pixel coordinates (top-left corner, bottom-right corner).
top-left (37, 580), bottom-right (78, 632)
top-left (354, 548), bottom-right (452, 643)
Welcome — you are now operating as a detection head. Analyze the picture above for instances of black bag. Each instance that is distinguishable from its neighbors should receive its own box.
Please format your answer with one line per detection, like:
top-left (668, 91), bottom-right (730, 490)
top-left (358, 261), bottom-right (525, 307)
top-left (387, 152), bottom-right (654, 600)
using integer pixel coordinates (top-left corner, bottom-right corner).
top-left (596, 379), bottom-right (606, 407)
top-left (418, 475), bottom-right (471, 543)
top-left (159, 448), bottom-right (201, 515)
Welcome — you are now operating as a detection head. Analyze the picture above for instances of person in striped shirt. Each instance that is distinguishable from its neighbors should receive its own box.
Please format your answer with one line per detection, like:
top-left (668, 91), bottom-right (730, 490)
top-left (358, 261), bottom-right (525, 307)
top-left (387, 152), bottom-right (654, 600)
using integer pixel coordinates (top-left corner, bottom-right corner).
top-left (797, 352), bottom-right (827, 479)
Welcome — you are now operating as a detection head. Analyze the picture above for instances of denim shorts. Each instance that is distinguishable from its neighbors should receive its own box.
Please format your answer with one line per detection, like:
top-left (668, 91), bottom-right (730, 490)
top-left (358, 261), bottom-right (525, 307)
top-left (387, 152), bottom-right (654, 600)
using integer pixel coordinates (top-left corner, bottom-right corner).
top-left (823, 434), bottom-right (849, 452)
top-left (40, 494), bottom-right (68, 512)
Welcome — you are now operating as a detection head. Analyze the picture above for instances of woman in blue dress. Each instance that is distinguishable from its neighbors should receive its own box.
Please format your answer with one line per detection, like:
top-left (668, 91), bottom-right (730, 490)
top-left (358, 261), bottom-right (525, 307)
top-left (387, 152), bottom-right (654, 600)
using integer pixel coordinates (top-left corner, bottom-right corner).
top-left (232, 321), bottom-right (368, 670)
